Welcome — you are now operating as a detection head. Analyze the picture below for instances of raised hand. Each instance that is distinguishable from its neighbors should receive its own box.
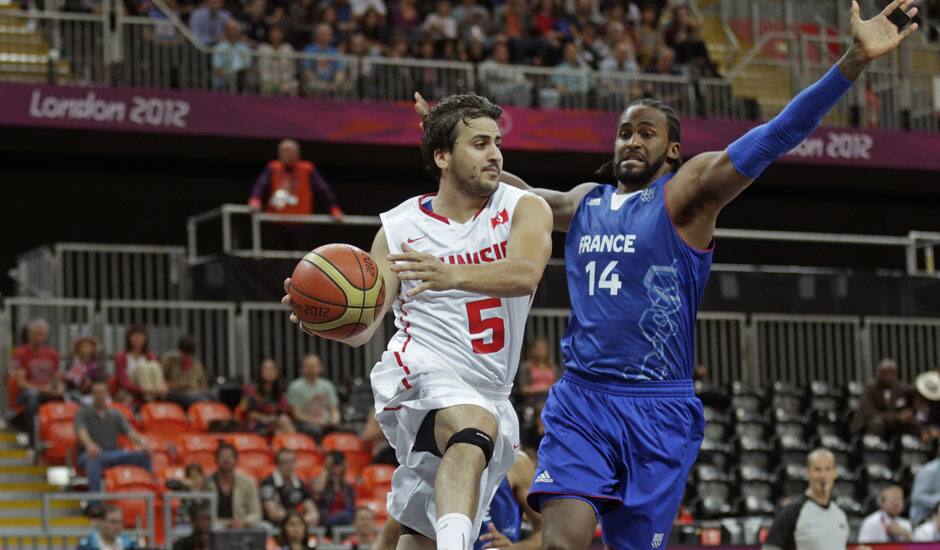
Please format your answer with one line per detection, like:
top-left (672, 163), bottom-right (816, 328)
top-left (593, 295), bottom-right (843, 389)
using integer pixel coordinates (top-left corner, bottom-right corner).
top-left (851, 0), bottom-right (919, 61)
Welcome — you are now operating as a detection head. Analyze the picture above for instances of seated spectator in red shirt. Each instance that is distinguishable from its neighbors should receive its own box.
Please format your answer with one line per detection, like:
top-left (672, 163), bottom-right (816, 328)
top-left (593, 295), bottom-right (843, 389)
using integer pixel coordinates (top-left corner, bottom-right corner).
top-left (341, 506), bottom-right (378, 549)
top-left (162, 336), bottom-right (212, 409)
top-left (65, 334), bottom-right (106, 404)
top-left (11, 319), bottom-right (64, 439)
top-left (239, 358), bottom-right (296, 436)
top-left (518, 337), bottom-right (559, 405)
top-left (115, 325), bottom-right (166, 404)
top-left (313, 451), bottom-right (357, 527)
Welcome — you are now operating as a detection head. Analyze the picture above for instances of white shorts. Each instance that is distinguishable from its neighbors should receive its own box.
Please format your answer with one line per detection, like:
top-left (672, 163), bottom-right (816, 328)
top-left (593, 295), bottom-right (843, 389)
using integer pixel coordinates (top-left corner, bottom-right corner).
top-left (371, 350), bottom-right (520, 540)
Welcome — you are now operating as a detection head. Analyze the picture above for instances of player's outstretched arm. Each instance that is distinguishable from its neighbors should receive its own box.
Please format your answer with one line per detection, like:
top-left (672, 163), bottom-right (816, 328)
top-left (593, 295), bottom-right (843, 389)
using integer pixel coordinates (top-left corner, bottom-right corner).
top-left (282, 228), bottom-right (400, 347)
top-left (667, 0), bottom-right (919, 249)
top-left (389, 194), bottom-right (553, 297)
top-left (501, 171), bottom-right (598, 233)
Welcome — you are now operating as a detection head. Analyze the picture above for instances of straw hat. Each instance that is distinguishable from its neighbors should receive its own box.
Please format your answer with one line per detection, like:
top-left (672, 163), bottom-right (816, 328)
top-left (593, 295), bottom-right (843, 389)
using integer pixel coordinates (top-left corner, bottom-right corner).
top-left (915, 370), bottom-right (940, 402)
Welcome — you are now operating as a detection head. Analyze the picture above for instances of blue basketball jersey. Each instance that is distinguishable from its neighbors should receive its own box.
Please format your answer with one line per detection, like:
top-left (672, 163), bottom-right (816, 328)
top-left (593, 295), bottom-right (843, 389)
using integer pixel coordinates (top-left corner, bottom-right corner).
top-left (561, 173), bottom-right (713, 382)
top-left (474, 478), bottom-right (521, 550)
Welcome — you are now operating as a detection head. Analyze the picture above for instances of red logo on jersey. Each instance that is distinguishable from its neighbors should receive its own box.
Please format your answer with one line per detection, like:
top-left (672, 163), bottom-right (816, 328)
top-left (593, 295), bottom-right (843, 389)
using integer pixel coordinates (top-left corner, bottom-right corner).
top-left (406, 236), bottom-right (427, 244)
top-left (490, 209), bottom-right (508, 228)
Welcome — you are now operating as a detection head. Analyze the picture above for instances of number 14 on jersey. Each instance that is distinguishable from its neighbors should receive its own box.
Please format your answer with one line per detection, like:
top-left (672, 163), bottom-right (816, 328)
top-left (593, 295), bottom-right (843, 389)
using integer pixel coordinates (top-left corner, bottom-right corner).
top-left (585, 260), bottom-right (622, 296)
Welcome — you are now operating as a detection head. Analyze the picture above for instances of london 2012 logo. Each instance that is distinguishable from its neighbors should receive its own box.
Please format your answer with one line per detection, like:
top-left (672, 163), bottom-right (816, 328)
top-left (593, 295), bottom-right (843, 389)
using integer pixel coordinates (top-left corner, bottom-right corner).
top-left (640, 187), bottom-right (656, 203)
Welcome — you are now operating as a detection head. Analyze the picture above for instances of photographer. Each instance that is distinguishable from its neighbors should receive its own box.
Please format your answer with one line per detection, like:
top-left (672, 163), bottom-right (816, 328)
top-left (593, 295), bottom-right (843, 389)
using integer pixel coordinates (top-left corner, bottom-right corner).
top-left (312, 450), bottom-right (356, 527)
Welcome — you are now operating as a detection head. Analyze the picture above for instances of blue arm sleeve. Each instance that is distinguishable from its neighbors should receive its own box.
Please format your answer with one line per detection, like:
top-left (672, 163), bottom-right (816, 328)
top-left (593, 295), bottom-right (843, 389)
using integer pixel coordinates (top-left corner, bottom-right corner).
top-left (727, 65), bottom-right (853, 179)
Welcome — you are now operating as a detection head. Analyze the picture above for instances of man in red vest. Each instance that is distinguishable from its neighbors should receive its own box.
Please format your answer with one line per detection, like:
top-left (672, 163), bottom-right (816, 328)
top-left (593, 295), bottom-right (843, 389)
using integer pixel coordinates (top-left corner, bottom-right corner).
top-left (248, 139), bottom-right (344, 249)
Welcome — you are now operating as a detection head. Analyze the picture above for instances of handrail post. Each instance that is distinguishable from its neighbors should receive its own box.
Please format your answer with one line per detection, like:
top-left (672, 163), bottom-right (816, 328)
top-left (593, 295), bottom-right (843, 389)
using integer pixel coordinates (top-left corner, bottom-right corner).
top-left (41, 494), bottom-right (50, 533)
top-left (906, 231), bottom-right (919, 276)
top-left (251, 212), bottom-right (262, 259)
top-left (222, 207), bottom-right (233, 255)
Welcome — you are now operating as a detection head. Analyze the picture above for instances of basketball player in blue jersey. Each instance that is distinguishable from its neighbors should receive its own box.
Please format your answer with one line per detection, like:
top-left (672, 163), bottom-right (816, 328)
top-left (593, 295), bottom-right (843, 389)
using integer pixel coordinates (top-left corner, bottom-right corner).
top-left (421, 2), bottom-right (920, 549)
top-left (375, 452), bottom-right (543, 550)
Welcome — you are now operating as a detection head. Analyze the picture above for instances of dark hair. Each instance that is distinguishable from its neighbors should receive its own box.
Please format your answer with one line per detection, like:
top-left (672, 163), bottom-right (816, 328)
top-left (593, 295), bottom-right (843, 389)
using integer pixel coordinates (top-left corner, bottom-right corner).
top-left (276, 448), bottom-right (295, 463)
top-left (257, 358), bottom-right (284, 402)
top-left (327, 450), bottom-right (346, 464)
top-left (933, 500), bottom-right (940, 515)
top-left (178, 335), bottom-right (196, 355)
top-left (185, 463), bottom-right (204, 477)
top-left (420, 94), bottom-right (502, 181)
top-left (595, 98), bottom-right (683, 181)
top-left (188, 501), bottom-right (212, 521)
top-left (101, 504), bottom-right (122, 519)
top-left (278, 511), bottom-right (310, 546)
top-left (215, 441), bottom-right (238, 460)
top-left (124, 325), bottom-right (149, 353)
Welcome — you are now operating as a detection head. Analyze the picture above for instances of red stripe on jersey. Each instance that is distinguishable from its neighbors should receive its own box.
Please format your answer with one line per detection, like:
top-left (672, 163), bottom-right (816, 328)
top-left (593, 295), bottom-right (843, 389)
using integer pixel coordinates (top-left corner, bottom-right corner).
top-left (418, 193), bottom-right (450, 225)
top-left (400, 300), bottom-right (412, 352)
top-left (383, 406), bottom-right (402, 411)
top-left (401, 378), bottom-right (413, 389)
top-left (471, 195), bottom-right (493, 221)
top-left (393, 351), bottom-right (411, 375)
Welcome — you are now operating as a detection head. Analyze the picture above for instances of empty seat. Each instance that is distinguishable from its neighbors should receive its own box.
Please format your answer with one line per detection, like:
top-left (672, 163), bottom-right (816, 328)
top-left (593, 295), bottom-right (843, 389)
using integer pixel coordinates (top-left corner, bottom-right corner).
top-left (772, 381), bottom-right (801, 397)
top-left (104, 466), bottom-right (159, 529)
top-left (694, 464), bottom-right (730, 483)
top-left (737, 480), bottom-right (775, 516)
top-left (772, 408), bottom-right (808, 425)
top-left (179, 433), bottom-right (225, 473)
top-left (731, 394), bottom-right (762, 413)
top-left (222, 433), bottom-right (273, 479)
top-left (771, 394), bottom-right (803, 416)
top-left (734, 408), bottom-right (766, 424)
top-left (775, 422), bottom-right (806, 440)
top-left (692, 481), bottom-right (733, 519)
top-left (272, 433), bottom-right (324, 474)
top-left (704, 422), bottom-right (728, 441)
top-left (140, 402), bottom-right (188, 439)
top-left (778, 464), bottom-right (808, 497)
top-left (702, 406), bottom-right (730, 424)
top-left (38, 401), bottom-right (79, 465)
top-left (698, 438), bottom-right (732, 470)
top-left (736, 422), bottom-right (768, 440)
top-left (738, 464), bottom-right (773, 483)
top-left (111, 402), bottom-right (139, 430)
top-left (858, 434), bottom-right (893, 468)
top-left (187, 402), bottom-right (233, 433)
top-left (738, 449), bottom-right (774, 473)
top-left (360, 464), bottom-right (395, 498)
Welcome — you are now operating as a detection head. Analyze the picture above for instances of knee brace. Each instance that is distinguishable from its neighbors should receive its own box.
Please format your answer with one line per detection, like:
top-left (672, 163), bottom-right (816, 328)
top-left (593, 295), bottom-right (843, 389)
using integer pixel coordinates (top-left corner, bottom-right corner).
top-left (445, 428), bottom-right (494, 466)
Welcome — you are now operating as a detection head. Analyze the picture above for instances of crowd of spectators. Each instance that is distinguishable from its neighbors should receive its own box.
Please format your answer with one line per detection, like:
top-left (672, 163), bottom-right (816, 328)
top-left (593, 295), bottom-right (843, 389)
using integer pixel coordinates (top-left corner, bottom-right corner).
top-left (87, 0), bottom-right (720, 95)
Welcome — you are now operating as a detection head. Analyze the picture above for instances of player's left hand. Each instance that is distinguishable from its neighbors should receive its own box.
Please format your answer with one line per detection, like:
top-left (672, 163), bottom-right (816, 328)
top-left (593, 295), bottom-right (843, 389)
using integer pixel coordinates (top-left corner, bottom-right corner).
top-left (479, 523), bottom-right (512, 549)
top-left (851, 0), bottom-right (919, 60)
top-left (388, 243), bottom-right (456, 296)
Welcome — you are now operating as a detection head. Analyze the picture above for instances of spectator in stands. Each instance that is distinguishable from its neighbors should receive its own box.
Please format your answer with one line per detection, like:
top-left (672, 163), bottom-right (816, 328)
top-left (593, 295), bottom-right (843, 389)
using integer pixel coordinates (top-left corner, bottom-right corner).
top-left (548, 41), bottom-right (592, 106)
top-left (852, 358), bottom-right (918, 437)
top-left (248, 138), bottom-right (344, 249)
top-left (477, 37), bottom-right (529, 105)
top-left (287, 354), bottom-right (341, 440)
top-left (240, 358), bottom-right (296, 435)
top-left (77, 505), bottom-right (140, 550)
top-left (915, 501), bottom-right (940, 541)
top-left (492, 0), bottom-right (531, 61)
top-left (574, 23), bottom-right (605, 69)
top-left (64, 334), bottom-right (105, 404)
top-left (260, 448), bottom-right (320, 527)
top-left (662, 5), bottom-right (718, 78)
top-left (189, 0), bottom-right (232, 46)
top-left (302, 23), bottom-right (349, 96)
top-left (212, 19), bottom-right (253, 91)
top-left (359, 8), bottom-right (391, 49)
top-left (313, 450), bottom-right (357, 527)
top-left (351, 0), bottom-right (386, 18)
top-left (422, 0), bottom-right (458, 40)
top-left (273, 511), bottom-right (316, 549)
top-left (342, 506), bottom-right (378, 548)
top-left (162, 336), bottom-right (212, 409)
top-left (172, 463), bottom-right (211, 531)
top-left (598, 39), bottom-right (639, 74)
top-left (634, 4), bottom-right (661, 70)
top-left (287, 0), bottom-right (317, 48)
top-left (172, 502), bottom-right (214, 550)
top-left (911, 439), bottom-right (940, 525)
top-left (76, 380), bottom-right (152, 498)
top-left (11, 319), bottom-right (64, 438)
top-left (858, 485), bottom-right (913, 542)
top-left (115, 325), bottom-right (166, 405)
top-left (389, 0), bottom-right (421, 38)
top-left (238, 0), bottom-right (269, 45)
top-left (518, 337), bottom-right (559, 405)
top-left (453, 0), bottom-right (488, 42)
top-left (208, 441), bottom-right (262, 529)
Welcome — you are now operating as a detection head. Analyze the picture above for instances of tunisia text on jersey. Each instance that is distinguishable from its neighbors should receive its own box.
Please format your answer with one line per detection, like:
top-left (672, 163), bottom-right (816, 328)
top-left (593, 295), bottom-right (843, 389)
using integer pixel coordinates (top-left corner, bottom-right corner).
top-left (379, 183), bottom-right (534, 393)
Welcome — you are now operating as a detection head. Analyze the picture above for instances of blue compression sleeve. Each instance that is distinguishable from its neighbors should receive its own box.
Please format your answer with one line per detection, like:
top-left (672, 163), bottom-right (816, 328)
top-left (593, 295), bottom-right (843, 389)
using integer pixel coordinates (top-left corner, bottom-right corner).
top-left (727, 65), bottom-right (854, 178)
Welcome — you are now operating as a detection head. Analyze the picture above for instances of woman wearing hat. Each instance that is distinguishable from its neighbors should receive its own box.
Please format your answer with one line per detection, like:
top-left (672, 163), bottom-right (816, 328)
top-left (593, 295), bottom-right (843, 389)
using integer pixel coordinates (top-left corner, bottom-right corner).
top-left (65, 334), bottom-right (106, 404)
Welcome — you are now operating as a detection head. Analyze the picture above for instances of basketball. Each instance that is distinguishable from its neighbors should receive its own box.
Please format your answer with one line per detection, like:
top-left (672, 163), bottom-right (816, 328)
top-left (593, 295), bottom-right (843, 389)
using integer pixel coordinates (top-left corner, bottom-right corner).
top-left (288, 243), bottom-right (385, 339)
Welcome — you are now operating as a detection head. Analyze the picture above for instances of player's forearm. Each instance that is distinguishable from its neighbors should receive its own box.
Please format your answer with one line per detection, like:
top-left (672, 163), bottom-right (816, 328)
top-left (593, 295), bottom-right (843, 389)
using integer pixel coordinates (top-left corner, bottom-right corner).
top-left (510, 531), bottom-right (541, 550)
top-left (836, 44), bottom-right (871, 81)
top-left (452, 259), bottom-right (544, 297)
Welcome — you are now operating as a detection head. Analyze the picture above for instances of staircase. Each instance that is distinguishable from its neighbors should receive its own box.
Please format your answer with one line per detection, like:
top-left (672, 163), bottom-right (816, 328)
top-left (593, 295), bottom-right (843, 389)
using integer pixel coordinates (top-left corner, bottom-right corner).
top-left (0, 430), bottom-right (88, 548)
top-left (0, 1), bottom-right (71, 83)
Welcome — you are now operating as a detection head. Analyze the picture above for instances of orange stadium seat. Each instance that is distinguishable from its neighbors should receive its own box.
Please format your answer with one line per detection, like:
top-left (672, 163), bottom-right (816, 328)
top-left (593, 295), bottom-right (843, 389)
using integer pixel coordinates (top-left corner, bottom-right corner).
top-left (362, 496), bottom-right (389, 522)
top-left (140, 402), bottom-right (188, 439)
top-left (272, 433), bottom-right (324, 473)
top-left (104, 465), bottom-right (159, 529)
top-left (178, 433), bottom-right (225, 473)
top-left (38, 401), bottom-right (79, 464)
top-left (187, 401), bottom-right (232, 432)
top-left (6, 376), bottom-right (24, 415)
top-left (158, 465), bottom-right (187, 484)
top-left (360, 464), bottom-right (395, 498)
top-left (225, 433), bottom-right (274, 480)
top-left (322, 432), bottom-right (371, 479)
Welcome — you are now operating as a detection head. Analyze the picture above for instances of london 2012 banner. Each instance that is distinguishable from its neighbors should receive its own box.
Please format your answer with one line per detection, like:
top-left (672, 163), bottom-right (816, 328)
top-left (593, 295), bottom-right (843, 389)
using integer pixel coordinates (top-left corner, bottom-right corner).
top-left (3, 82), bottom-right (939, 172)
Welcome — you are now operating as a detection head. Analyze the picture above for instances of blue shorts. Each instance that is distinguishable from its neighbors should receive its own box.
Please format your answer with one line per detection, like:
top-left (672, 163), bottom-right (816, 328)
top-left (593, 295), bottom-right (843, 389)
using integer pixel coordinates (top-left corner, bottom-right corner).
top-left (528, 371), bottom-right (704, 550)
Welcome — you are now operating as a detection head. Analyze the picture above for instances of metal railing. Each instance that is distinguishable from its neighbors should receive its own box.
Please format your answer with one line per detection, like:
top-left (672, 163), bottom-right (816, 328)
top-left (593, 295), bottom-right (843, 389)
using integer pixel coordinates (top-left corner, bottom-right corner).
top-left (864, 316), bottom-right (940, 383)
top-left (2, 297), bottom-right (97, 358)
top-left (13, 243), bottom-right (188, 301)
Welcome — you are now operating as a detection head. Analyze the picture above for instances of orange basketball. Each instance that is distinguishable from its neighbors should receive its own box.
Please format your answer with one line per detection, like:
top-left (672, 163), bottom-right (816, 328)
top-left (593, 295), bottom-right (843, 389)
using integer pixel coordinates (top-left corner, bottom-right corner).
top-left (288, 244), bottom-right (385, 340)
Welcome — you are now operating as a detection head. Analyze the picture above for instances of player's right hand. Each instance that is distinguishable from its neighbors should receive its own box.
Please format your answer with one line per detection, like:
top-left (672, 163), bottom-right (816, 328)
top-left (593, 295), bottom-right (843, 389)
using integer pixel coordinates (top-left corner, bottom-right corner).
top-left (414, 92), bottom-right (430, 121)
top-left (282, 277), bottom-right (316, 336)
top-left (479, 523), bottom-right (512, 549)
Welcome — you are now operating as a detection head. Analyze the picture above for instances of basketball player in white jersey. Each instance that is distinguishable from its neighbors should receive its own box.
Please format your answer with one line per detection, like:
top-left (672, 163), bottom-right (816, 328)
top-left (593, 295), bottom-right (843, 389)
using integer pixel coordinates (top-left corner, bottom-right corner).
top-left (282, 94), bottom-right (553, 550)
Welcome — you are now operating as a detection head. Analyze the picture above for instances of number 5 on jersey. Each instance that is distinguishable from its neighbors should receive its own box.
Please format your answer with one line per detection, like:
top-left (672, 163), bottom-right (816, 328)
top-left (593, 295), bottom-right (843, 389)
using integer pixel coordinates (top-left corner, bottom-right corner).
top-left (466, 298), bottom-right (504, 354)
top-left (585, 260), bottom-right (622, 296)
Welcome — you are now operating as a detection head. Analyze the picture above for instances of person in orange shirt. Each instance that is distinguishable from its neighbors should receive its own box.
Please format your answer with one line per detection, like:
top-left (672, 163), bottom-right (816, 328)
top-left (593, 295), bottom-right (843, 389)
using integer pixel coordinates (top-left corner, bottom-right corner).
top-left (248, 139), bottom-right (344, 250)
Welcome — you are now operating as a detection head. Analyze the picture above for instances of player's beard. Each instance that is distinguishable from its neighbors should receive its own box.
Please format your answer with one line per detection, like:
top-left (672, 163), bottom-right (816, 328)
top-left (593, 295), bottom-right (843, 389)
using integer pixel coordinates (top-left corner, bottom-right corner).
top-left (615, 148), bottom-right (668, 186)
top-left (451, 157), bottom-right (499, 198)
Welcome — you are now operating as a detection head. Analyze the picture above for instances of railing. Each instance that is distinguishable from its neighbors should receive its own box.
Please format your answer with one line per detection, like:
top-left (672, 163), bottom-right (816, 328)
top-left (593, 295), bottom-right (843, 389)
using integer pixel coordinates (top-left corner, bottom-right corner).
top-left (4, 296), bottom-right (940, 391)
top-left (13, 243), bottom-right (188, 301)
top-left (188, 205), bottom-right (940, 277)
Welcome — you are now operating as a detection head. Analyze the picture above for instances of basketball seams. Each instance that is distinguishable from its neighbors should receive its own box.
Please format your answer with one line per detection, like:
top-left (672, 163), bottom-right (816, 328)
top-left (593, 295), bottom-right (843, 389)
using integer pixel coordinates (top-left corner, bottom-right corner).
top-left (343, 244), bottom-right (368, 331)
top-left (289, 280), bottom-right (347, 308)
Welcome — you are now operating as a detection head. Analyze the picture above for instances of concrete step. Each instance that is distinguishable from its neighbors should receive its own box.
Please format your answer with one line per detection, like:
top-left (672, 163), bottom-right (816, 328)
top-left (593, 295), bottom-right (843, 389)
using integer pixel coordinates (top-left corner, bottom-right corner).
top-left (0, 482), bottom-right (60, 491)
top-left (0, 536), bottom-right (82, 549)
top-left (0, 516), bottom-right (92, 528)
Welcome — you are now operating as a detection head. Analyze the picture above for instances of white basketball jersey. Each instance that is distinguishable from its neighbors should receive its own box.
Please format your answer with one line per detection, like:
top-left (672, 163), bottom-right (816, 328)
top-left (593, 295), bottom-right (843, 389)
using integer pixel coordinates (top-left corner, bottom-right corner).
top-left (379, 183), bottom-right (534, 394)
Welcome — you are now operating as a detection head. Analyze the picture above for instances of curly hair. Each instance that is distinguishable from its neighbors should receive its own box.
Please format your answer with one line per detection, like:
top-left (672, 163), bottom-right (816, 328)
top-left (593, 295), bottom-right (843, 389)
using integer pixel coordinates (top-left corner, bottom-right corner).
top-left (596, 97), bottom-right (683, 181)
top-left (420, 94), bottom-right (502, 181)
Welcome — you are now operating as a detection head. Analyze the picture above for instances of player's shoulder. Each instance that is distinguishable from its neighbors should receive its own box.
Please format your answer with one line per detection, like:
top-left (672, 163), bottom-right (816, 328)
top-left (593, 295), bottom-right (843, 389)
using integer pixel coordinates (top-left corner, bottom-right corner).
top-left (381, 194), bottom-right (423, 220)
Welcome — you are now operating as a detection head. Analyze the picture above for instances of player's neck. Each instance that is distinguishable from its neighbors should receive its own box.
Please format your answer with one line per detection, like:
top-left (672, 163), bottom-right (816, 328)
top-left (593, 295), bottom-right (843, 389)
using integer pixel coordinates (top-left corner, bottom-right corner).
top-left (806, 489), bottom-right (831, 507)
top-left (616, 166), bottom-right (672, 194)
top-left (433, 181), bottom-right (489, 224)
